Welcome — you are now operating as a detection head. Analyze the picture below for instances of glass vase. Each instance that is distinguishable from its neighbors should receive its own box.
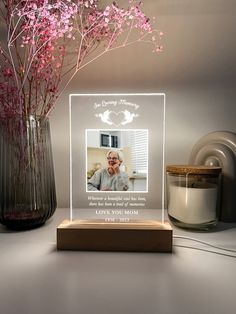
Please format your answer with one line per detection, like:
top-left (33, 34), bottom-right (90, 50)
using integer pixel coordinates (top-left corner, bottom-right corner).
top-left (0, 115), bottom-right (57, 230)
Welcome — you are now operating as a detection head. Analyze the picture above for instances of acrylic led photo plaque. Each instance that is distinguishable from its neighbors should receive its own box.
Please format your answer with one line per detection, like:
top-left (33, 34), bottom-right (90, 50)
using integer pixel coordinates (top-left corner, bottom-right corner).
top-left (69, 93), bottom-right (166, 224)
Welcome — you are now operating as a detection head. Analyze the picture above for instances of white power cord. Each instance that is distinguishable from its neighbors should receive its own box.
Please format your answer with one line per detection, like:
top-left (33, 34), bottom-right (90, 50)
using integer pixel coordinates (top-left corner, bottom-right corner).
top-left (173, 235), bottom-right (236, 258)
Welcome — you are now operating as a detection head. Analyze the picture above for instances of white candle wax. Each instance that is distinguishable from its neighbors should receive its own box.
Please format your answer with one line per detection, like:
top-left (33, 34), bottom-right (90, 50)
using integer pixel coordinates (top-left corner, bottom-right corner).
top-left (168, 182), bottom-right (218, 224)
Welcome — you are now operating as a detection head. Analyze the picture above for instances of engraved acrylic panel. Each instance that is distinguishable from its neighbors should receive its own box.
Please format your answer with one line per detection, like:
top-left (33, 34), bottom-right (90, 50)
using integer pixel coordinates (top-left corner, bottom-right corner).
top-left (70, 93), bottom-right (166, 223)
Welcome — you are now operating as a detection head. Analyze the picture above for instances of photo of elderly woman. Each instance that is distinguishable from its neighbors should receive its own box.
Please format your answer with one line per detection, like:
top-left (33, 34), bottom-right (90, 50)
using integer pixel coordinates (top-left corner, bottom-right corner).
top-left (86, 129), bottom-right (148, 192)
top-left (87, 150), bottom-right (129, 191)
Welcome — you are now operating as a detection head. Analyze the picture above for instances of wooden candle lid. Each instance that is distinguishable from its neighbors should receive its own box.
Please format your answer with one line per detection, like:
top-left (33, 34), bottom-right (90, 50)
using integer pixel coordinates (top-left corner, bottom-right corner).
top-left (166, 165), bottom-right (222, 175)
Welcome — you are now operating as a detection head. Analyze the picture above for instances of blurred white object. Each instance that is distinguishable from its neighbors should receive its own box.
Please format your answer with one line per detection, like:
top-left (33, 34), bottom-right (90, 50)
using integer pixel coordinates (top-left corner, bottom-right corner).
top-left (189, 131), bottom-right (236, 222)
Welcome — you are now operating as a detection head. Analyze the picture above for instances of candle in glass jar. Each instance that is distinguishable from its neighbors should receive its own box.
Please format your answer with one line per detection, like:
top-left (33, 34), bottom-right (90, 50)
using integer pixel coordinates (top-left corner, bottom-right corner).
top-left (168, 182), bottom-right (218, 224)
top-left (166, 165), bottom-right (222, 229)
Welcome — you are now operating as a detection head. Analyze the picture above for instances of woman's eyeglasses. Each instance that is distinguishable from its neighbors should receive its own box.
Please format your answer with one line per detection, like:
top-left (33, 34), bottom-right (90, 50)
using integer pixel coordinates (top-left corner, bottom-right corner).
top-left (107, 157), bottom-right (118, 161)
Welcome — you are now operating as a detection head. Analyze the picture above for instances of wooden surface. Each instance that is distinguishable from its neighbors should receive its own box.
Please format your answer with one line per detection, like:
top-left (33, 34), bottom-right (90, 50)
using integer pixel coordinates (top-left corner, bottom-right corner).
top-left (57, 220), bottom-right (173, 252)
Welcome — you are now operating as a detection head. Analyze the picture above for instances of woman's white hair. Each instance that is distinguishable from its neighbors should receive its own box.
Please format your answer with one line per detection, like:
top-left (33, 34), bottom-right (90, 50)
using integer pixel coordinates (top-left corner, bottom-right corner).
top-left (107, 150), bottom-right (123, 162)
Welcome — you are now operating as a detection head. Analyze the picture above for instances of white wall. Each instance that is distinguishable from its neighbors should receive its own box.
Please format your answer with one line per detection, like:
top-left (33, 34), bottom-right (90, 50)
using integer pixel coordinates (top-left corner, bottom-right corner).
top-left (50, 1), bottom-right (236, 207)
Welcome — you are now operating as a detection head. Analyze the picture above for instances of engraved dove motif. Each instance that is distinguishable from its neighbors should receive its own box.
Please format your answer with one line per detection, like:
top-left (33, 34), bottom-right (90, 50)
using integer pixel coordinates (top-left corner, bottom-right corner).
top-left (95, 110), bottom-right (113, 125)
top-left (95, 109), bottom-right (138, 126)
top-left (121, 110), bottom-right (139, 125)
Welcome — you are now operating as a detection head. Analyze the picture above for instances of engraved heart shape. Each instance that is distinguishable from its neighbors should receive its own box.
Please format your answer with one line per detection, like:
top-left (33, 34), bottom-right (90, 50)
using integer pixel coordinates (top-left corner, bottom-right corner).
top-left (108, 111), bottom-right (125, 126)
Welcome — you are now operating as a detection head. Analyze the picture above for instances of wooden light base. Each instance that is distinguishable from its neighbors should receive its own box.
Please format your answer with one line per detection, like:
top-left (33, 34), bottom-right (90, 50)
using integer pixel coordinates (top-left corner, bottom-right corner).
top-left (57, 220), bottom-right (172, 252)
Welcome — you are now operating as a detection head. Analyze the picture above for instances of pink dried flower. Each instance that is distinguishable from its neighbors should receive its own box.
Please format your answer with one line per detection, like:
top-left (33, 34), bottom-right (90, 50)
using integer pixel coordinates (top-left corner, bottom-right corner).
top-left (3, 68), bottom-right (13, 77)
top-left (0, 0), bottom-right (162, 118)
